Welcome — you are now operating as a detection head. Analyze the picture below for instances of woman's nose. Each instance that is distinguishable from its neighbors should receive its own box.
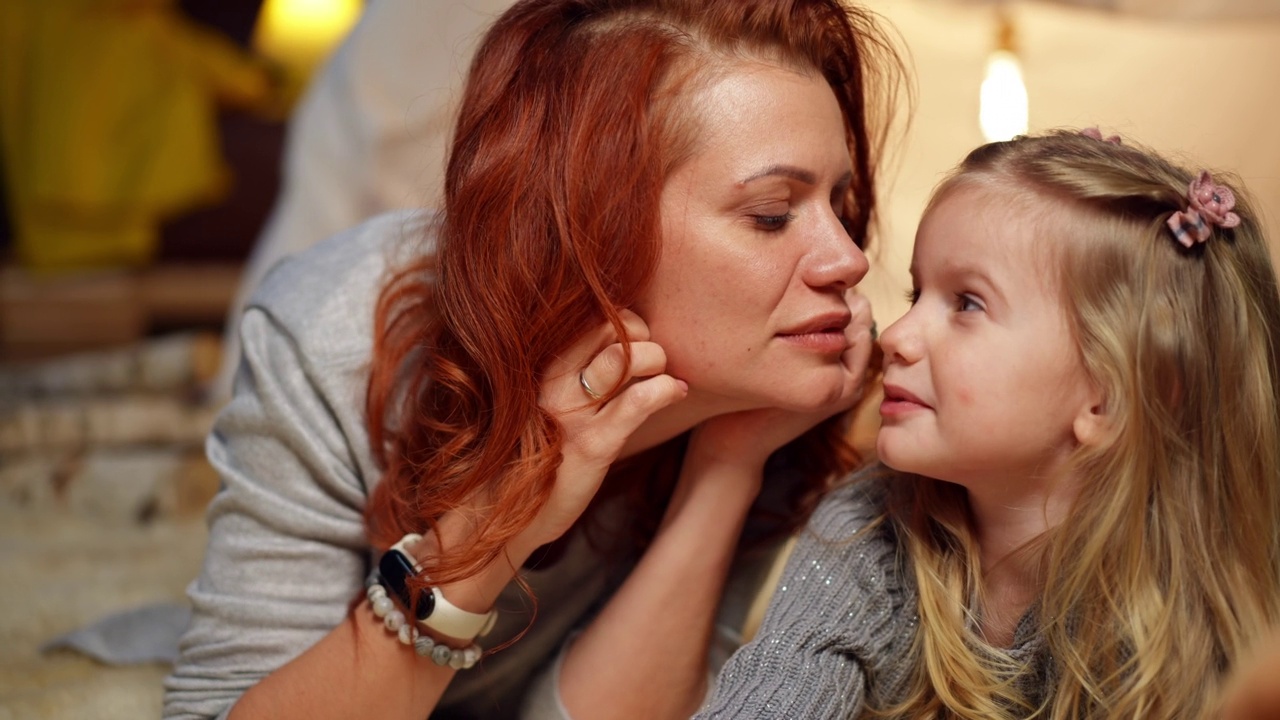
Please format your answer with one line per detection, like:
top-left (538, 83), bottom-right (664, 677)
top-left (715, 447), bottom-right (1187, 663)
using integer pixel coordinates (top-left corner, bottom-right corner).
top-left (805, 212), bottom-right (869, 291)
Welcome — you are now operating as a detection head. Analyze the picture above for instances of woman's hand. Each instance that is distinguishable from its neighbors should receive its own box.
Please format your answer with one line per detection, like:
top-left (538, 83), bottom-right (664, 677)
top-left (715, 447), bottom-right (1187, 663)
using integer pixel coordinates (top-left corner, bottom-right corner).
top-left (687, 289), bottom-right (876, 473)
top-left (525, 309), bottom-right (688, 547)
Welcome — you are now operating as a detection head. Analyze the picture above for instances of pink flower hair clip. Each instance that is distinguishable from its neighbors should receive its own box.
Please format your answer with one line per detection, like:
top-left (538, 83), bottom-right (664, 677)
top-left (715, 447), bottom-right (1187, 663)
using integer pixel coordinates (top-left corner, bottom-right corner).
top-left (1166, 171), bottom-right (1242, 248)
top-left (1081, 127), bottom-right (1122, 144)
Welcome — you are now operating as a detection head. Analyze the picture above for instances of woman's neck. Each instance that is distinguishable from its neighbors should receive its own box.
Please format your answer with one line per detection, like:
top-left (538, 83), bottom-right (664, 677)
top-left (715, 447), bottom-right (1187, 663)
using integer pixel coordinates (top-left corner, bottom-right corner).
top-left (618, 390), bottom-right (747, 459)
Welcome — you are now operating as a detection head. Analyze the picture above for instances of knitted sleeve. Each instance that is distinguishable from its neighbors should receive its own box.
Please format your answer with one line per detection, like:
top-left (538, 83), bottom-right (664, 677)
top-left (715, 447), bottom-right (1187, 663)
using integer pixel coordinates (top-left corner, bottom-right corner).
top-left (161, 213), bottom-right (418, 719)
top-left (694, 476), bottom-right (913, 719)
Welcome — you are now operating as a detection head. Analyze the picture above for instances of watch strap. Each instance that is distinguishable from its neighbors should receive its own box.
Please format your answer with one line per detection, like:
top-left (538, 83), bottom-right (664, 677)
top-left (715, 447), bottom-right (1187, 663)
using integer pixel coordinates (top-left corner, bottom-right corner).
top-left (379, 533), bottom-right (498, 640)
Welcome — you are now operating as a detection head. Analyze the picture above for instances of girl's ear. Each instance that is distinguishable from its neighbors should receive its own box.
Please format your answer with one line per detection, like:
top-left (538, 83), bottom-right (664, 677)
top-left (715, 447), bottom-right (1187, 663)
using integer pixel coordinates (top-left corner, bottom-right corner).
top-left (1073, 382), bottom-right (1110, 447)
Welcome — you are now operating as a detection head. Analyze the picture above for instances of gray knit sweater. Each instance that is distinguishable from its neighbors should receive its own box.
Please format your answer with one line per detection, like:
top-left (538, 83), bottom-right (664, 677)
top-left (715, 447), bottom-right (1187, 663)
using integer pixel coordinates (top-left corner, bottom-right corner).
top-left (162, 211), bottom-right (787, 720)
top-left (699, 474), bottom-right (1053, 719)
top-left (696, 478), bottom-right (917, 718)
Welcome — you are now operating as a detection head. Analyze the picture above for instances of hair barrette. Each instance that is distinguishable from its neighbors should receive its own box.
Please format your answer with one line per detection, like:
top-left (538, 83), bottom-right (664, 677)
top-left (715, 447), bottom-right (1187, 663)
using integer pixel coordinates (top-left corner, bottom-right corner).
top-left (1080, 127), bottom-right (1122, 145)
top-left (1166, 171), bottom-right (1241, 248)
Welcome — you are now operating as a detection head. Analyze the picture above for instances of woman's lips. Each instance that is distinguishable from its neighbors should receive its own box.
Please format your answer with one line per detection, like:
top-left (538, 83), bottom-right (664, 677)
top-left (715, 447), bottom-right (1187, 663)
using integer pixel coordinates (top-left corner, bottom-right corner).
top-left (776, 312), bottom-right (852, 354)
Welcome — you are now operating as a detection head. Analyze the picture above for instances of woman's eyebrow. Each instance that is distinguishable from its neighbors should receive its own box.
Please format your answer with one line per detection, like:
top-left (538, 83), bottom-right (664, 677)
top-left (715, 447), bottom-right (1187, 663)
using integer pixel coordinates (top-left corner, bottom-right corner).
top-left (739, 164), bottom-right (817, 186)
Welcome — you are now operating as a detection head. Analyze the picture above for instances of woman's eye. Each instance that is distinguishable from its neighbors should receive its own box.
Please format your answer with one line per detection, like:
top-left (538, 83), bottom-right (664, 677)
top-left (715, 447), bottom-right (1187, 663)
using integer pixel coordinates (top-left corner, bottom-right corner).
top-left (752, 212), bottom-right (795, 231)
top-left (956, 293), bottom-right (983, 312)
top-left (904, 288), bottom-right (920, 305)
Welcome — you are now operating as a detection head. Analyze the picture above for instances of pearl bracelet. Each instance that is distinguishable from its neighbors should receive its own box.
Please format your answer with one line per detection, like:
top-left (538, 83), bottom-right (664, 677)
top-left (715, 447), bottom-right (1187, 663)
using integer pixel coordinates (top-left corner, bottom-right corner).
top-left (365, 578), bottom-right (482, 670)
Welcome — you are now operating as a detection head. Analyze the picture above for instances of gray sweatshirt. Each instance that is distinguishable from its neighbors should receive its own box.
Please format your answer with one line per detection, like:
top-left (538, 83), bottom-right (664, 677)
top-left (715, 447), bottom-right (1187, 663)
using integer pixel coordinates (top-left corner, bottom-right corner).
top-left (698, 474), bottom-right (1051, 718)
top-left (163, 211), bottom-right (785, 720)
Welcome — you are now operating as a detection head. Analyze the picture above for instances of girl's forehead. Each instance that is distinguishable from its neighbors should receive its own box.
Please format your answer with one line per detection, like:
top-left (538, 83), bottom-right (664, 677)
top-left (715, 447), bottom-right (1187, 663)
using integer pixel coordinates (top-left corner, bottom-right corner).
top-left (915, 183), bottom-right (1066, 282)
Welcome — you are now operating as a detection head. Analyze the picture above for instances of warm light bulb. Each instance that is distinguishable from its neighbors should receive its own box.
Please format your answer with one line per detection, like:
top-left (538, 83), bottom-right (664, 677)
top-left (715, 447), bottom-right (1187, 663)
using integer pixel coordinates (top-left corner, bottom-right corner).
top-left (252, 0), bottom-right (363, 79)
top-left (979, 49), bottom-right (1028, 142)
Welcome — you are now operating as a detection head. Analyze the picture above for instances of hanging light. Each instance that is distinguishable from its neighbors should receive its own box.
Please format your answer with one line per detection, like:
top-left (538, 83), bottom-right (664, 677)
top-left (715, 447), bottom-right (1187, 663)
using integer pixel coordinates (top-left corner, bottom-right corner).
top-left (978, 9), bottom-right (1028, 142)
top-left (252, 0), bottom-right (363, 93)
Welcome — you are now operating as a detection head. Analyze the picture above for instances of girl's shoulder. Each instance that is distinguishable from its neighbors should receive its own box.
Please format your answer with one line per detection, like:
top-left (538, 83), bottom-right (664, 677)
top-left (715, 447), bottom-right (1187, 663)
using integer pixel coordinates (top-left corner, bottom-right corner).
top-left (792, 464), bottom-right (909, 612)
top-left (807, 464), bottom-right (897, 541)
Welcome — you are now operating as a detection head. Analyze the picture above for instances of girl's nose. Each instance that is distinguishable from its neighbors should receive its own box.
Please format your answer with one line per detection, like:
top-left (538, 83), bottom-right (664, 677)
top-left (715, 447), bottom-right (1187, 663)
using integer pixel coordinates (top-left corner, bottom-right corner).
top-left (878, 310), bottom-right (922, 366)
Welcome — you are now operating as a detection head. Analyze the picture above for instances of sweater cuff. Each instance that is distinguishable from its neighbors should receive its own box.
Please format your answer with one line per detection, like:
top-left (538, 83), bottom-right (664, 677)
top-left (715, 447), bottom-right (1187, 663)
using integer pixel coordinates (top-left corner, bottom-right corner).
top-left (518, 630), bottom-right (578, 720)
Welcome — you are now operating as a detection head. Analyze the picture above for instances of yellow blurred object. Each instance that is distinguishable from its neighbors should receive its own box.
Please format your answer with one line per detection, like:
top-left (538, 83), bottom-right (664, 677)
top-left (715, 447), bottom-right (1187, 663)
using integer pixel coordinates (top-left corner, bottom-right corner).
top-left (0, 0), bottom-right (274, 272)
top-left (252, 0), bottom-right (363, 104)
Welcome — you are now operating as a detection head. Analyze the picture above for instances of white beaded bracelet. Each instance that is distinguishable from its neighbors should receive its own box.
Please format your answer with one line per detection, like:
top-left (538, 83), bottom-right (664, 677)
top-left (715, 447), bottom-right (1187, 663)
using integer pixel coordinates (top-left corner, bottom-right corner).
top-left (366, 578), bottom-right (482, 669)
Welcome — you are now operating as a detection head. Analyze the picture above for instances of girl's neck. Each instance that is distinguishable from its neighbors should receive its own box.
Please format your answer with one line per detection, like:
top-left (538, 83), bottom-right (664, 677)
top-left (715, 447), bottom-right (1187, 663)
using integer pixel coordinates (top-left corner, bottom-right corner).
top-left (965, 470), bottom-right (1075, 566)
top-left (976, 548), bottom-right (1040, 647)
top-left (966, 477), bottom-right (1074, 647)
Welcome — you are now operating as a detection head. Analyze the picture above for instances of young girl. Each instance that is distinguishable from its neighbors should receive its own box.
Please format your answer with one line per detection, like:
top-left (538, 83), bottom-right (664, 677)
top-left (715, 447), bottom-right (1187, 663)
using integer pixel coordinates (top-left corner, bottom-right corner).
top-left (698, 129), bottom-right (1280, 719)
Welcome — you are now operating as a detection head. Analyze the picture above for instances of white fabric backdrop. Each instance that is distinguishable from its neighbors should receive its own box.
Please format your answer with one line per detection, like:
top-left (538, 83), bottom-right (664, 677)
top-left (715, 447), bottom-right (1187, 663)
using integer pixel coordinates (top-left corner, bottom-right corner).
top-left (862, 0), bottom-right (1280, 325)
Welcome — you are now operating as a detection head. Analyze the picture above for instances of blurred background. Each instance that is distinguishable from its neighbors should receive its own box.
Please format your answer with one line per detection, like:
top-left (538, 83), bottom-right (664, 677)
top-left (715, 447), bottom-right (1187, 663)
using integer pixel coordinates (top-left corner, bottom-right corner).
top-left (1, 0), bottom-right (1278, 717)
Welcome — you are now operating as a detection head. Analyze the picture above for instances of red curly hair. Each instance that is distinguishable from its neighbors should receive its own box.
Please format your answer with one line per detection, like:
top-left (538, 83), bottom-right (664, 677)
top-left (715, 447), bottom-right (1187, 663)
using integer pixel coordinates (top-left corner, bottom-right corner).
top-left (365, 0), bottom-right (901, 585)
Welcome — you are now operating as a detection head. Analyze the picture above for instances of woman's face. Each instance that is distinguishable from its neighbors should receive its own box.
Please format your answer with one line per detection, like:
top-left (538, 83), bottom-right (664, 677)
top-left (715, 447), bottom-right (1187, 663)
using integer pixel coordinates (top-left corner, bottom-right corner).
top-left (633, 61), bottom-right (868, 415)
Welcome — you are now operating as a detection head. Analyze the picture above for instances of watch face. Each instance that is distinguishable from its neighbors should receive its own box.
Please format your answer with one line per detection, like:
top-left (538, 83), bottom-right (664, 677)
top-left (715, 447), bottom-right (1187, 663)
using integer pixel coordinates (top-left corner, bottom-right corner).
top-left (379, 549), bottom-right (435, 621)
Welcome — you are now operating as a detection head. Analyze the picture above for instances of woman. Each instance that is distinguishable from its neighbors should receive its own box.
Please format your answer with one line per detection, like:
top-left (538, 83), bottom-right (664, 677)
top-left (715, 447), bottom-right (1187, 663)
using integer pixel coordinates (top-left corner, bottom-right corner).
top-left (164, 1), bottom-right (901, 718)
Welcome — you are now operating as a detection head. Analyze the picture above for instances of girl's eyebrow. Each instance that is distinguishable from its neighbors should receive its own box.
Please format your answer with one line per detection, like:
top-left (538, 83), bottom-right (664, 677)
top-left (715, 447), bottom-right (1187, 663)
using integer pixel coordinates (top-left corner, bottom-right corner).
top-left (950, 265), bottom-right (1006, 305)
top-left (911, 261), bottom-right (1008, 305)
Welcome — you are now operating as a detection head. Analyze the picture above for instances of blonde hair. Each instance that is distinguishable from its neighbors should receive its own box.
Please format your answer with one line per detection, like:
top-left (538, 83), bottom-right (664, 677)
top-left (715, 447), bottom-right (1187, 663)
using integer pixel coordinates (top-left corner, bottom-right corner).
top-left (882, 130), bottom-right (1280, 719)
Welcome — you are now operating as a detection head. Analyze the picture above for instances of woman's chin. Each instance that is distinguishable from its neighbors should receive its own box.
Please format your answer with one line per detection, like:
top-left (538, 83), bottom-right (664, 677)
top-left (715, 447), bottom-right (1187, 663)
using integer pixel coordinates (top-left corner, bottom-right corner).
top-left (788, 375), bottom-right (860, 413)
top-left (745, 384), bottom-right (857, 416)
top-left (676, 368), bottom-right (856, 417)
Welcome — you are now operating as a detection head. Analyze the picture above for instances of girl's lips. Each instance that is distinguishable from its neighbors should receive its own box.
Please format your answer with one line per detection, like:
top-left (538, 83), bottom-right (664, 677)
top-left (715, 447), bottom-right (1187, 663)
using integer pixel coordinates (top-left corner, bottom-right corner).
top-left (880, 383), bottom-right (930, 417)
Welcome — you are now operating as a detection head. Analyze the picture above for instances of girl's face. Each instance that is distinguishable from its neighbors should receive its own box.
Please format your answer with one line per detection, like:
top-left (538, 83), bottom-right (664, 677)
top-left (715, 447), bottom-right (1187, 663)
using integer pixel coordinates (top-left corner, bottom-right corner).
top-left (633, 62), bottom-right (868, 415)
top-left (877, 184), bottom-right (1098, 496)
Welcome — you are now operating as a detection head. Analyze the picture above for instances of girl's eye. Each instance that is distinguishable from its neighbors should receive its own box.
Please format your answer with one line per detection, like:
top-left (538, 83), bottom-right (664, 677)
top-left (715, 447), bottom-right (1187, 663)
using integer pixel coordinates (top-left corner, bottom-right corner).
top-left (956, 293), bottom-right (984, 312)
top-left (904, 288), bottom-right (920, 305)
top-left (752, 213), bottom-right (795, 232)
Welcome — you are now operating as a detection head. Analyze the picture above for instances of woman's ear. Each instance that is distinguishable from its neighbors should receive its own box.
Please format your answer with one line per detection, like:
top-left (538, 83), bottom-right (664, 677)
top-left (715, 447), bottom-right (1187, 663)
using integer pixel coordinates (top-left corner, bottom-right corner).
top-left (1073, 382), bottom-right (1110, 447)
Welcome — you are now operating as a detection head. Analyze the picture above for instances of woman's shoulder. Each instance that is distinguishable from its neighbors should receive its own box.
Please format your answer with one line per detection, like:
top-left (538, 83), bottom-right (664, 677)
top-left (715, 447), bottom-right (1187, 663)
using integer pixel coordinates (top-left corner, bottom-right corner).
top-left (249, 209), bottom-right (437, 322)
top-left (246, 209), bottom-right (438, 366)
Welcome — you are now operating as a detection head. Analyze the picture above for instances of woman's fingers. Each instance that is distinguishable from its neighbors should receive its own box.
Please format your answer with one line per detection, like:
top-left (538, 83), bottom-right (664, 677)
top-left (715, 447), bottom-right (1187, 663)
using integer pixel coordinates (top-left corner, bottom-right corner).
top-left (840, 291), bottom-right (876, 399)
top-left (576, 309), bottom-right (653, 399)
top-left (529, 312), bottom-right (683, 543)
top-left (542, 310), bottom-right (654, 405)
top-left (573, 373), bottom-right (688, 460)
top-left (577, 340), bottom-right (666, 402)
top-left (564, 341), bottom-right (677, 455)
top-left (539, 309), bottom-right (682, 463)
